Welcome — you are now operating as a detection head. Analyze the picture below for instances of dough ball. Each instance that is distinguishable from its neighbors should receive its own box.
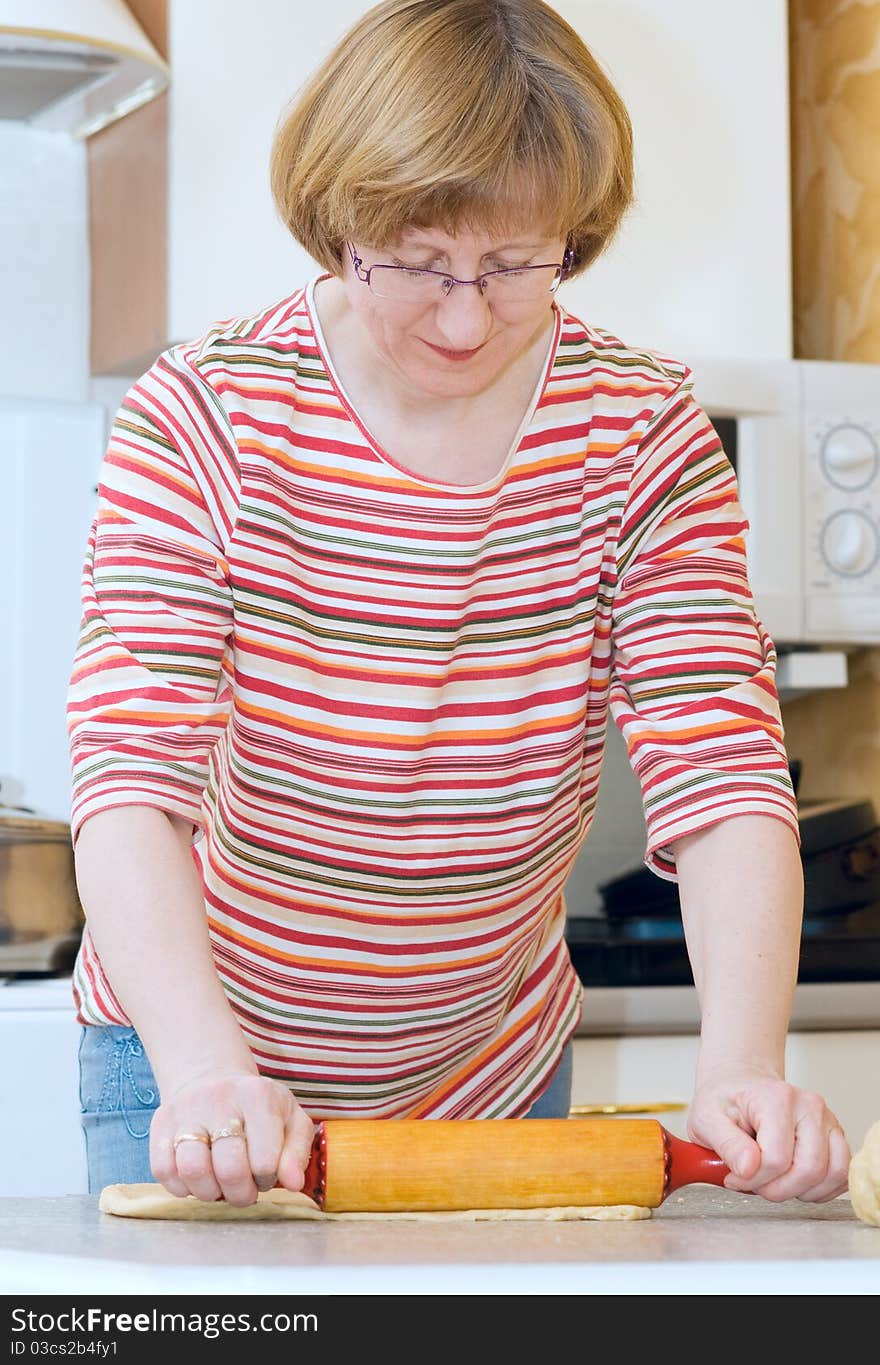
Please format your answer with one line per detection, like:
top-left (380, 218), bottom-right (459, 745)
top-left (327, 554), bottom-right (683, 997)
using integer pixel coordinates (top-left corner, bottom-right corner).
top-left (848, 1120), bottom-right (880, 1227)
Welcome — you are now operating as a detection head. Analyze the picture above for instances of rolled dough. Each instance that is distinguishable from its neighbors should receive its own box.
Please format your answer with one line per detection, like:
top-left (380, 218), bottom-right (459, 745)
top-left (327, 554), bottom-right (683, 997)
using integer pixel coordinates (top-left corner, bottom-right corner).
top-left (99, 1183), bottom-right (651, 1222)
top-left (848, 1120), bottom-right (880, 1228)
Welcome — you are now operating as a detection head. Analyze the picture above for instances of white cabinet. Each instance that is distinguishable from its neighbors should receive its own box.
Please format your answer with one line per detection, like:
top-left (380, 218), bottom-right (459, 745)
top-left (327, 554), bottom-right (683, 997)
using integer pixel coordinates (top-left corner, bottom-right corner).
top-left (0, 400), bottom-right (105, 819)
top-left (164, 0), bottom-right (792, 361)
top-left (0, 125), bottom-right (89, 403)
top-left (0, 981), bottom-right (86, 1196)
top-left (573, 1034), bottom-right (880, 1150)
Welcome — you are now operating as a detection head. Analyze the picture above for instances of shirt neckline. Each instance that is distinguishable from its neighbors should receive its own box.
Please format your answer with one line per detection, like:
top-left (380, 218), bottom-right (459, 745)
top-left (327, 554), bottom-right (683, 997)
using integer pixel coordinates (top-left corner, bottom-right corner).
top-left (304, 273), bottom-right (562, 493)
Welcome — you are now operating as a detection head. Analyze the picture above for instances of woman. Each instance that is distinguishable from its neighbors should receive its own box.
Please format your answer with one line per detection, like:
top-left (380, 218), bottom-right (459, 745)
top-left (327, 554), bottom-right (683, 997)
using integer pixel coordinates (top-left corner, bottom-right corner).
top-left (69, 0), bottom-right (850, 1208)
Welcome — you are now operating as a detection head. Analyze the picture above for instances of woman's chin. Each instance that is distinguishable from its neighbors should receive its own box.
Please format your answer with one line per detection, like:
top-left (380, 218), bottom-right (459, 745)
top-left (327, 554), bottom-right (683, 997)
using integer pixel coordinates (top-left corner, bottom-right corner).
top-left (399, 356), bottom-right (500, 400)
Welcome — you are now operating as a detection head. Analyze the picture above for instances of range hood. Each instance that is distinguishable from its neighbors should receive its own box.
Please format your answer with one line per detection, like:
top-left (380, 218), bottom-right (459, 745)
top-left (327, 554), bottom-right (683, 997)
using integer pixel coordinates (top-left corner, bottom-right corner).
top-left (0, 0), bottom-right (168, 138)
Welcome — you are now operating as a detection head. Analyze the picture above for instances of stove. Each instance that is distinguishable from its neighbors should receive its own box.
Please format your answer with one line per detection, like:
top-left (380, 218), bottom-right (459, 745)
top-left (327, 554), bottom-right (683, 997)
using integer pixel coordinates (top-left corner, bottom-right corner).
top-left (565, 797), bottom-right (880, 989)
top-left (565, 902), bottom-right (880, 988)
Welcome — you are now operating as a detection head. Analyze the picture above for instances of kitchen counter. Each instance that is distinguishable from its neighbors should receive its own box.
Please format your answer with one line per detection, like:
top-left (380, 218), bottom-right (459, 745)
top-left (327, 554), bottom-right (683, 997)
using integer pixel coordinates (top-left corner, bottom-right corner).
top-left (5, 973), bottom-right (880, 1034)
top-left (0, 1189), bottom-right (877, 1294)
top-left (573, 980), bottom-right (880, 1035)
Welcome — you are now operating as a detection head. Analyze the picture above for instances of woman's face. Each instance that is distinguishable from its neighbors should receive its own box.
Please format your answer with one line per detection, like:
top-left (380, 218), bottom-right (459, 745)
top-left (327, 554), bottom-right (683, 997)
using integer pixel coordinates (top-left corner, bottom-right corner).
top-left (341, 225), bottom-right (568, 400)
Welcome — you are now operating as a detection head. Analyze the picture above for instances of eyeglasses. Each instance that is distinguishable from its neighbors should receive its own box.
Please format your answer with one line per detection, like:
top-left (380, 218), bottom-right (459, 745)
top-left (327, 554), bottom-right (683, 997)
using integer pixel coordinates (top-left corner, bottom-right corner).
top-left (347, 242), bottom-right (572, 304)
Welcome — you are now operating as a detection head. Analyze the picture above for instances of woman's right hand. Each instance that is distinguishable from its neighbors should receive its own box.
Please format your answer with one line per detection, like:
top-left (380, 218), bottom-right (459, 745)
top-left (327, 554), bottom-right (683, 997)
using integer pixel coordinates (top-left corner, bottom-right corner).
top-left (149, 1070), bottom-right (316, 1206)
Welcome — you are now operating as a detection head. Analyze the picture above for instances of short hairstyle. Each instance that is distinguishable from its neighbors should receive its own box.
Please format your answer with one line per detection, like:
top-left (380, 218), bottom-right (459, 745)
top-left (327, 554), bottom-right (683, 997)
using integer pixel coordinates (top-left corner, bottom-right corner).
top-left (269, 0), bottom-right (633, 277)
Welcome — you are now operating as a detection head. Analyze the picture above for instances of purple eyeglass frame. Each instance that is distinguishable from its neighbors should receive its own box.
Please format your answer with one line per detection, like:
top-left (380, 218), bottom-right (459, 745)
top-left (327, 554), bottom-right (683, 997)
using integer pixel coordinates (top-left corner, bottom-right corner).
top-left (347, 241), bottom-right (574, 297)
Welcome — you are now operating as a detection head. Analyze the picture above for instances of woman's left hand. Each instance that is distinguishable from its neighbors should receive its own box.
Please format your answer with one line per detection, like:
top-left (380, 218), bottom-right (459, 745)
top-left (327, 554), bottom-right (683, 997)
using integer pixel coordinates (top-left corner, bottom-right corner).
top-left (687, 1065), bottom-right (851, 1202)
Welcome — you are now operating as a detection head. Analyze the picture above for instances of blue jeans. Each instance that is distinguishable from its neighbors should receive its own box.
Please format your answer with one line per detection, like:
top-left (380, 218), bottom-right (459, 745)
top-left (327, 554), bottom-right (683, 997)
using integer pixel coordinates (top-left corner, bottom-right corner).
top-left (78, 1026), bottom-right (159, 1193)
top-left (78, 1025), bottom-right (573, 1192)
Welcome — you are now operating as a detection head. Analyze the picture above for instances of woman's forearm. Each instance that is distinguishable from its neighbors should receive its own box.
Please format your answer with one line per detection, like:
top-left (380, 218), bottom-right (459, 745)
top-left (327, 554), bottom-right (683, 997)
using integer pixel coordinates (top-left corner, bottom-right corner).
top-left (671, 814), bottom-right (803, 1081)
top-left (74, 806), bottom-right (258, 1096)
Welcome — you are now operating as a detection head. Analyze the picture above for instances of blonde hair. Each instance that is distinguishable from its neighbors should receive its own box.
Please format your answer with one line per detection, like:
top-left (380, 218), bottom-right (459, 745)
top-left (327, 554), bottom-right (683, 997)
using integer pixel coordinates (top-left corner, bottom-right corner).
top-left (270, 0), bottom-right (633, 277)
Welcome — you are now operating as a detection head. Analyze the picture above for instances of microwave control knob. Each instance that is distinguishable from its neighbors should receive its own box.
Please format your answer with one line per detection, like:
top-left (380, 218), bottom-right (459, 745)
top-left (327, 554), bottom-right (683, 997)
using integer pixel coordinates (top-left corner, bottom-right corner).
top-left (820, 424), bottom-right (878, 491)
top-left (820, 510), bottom-right (879, 576)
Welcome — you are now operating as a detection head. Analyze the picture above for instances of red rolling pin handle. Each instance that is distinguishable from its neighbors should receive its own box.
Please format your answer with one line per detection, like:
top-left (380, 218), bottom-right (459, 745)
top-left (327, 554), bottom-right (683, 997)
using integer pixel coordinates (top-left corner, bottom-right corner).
top-left (301, 1122), bottom-right (326, 1207)
top-left (663, 1129), bottom-right (730, 1196)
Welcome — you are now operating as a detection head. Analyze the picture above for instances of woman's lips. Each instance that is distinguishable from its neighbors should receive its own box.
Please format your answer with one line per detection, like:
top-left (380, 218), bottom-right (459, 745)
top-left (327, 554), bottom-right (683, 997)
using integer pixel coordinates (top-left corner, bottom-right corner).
top-left (422, 339), bottom-right (487, 362)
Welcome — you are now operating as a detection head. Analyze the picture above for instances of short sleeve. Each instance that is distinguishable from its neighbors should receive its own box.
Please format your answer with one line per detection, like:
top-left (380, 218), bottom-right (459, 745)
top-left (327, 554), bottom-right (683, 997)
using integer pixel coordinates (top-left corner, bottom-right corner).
top-left (66, 349), bottom-right (240, 844)
top-left (609, 372), bottom-right (799, 880)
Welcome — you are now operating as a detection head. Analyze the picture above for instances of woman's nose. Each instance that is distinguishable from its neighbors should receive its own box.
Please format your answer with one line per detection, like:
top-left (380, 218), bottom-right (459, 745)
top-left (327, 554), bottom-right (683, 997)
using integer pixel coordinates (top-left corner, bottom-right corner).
top-left (432, 282), bottom-right (493, 349)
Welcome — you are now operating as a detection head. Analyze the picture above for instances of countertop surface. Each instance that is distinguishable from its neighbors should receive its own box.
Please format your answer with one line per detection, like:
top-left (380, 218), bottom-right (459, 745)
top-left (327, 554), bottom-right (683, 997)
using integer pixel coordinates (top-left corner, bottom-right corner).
top-left (1, 1189), bottom-right (878, 1294)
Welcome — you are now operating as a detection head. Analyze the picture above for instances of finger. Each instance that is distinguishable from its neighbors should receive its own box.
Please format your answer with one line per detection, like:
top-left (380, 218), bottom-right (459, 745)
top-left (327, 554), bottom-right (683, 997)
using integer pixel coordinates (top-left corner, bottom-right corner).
top-left (726, 1096), bottom-right (799, 1193)
top-left (694, 1111), bottom-right (763, 1189)
top-left (207, 1116), bottom-right (259, 1207)
top-left (243, 1109), bottom-right (286, 1193)
top-left (150, 1113), bottom-right (192, 1199)
top-left (720, 1144), bottom-right (762, 1191)
top-left (277, 1104), bottom-right (316, 1192)
top-left (173, 1134), bottom-right (222, 1203)
top-left (752, 1109), bottom-right (830, 1203)
top-left (797, 1127), bottom-right (852, 1203)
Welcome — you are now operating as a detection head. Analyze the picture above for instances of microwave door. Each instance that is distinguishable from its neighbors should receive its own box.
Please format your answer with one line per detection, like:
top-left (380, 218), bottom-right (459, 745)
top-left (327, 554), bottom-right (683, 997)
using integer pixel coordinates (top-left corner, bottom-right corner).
top-left (709, 411), bottom-right (805, 644)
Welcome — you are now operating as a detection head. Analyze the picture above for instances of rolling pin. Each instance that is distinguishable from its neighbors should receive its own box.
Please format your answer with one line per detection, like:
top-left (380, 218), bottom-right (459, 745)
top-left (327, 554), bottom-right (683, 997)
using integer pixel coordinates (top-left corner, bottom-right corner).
top-left (300, 1119), bottom-right (729, 1212)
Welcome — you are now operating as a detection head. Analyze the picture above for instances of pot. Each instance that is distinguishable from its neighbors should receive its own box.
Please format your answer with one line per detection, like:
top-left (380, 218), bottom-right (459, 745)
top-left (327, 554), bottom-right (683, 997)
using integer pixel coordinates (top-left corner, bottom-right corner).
top-left (0, 808), bottom-right (84, 942)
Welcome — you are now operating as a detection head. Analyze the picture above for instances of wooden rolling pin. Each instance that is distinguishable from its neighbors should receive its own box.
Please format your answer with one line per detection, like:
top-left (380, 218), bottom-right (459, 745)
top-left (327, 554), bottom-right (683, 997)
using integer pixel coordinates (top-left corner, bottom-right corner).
top-left (300, 1119), bottom-right (729, 1212)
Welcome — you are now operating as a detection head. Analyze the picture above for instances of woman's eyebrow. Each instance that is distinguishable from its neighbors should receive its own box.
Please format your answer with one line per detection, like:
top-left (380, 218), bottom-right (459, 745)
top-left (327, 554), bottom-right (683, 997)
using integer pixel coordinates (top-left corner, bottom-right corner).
top-left (396, 240), bottom-right (549, 257)
top-left (488, 241), bottom-right (548, 251)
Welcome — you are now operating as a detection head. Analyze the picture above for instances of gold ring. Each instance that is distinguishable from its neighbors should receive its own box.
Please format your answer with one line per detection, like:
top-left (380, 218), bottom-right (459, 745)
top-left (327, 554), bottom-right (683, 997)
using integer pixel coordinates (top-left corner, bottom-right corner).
top-left (210, 1122), bottom-right (245, 1143)
top-left (172, 1131), bottom-right (211, 1151)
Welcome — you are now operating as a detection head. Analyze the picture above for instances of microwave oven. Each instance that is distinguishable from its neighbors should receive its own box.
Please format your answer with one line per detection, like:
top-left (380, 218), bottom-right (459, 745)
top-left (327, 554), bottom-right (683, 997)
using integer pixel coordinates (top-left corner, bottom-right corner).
top-left (689, 355), bottom-right (880, 647)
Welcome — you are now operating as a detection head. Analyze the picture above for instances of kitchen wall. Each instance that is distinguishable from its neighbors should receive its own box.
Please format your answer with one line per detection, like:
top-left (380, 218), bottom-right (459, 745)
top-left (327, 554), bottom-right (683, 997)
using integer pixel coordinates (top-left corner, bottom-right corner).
top-left (782, 0), bottom-right (880, 809)
top-left (163, 0), bottom-right (793, 359)
top-left (93, 0), bottom-right (796, 372)
top-left (557, 0), bottom-right (793, 362)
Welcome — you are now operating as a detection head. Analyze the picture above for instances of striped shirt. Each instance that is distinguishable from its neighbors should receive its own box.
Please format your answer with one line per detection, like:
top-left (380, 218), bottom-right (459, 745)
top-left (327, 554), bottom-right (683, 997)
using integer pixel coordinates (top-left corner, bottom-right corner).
top-left (67, 278), bottom-right (799, 1118)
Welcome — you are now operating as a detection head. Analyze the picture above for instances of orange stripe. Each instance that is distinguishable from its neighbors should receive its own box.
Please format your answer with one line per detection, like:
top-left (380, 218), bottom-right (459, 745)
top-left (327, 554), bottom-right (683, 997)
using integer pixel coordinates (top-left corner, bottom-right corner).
top-left (407, 999), bottom-right (545, 1116)
top-left (234, 697), bottom-right (584, 745)
top-left (98, 708), bottom-right (229, 725)
top-left (107, 451), bottom-right (196, 498)
top-left (208, 915), bottom-right (528, 977)
top-left (233, 632), bottom-right (586, 680)
top-left (625, 713), bottom-right (782, 748)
